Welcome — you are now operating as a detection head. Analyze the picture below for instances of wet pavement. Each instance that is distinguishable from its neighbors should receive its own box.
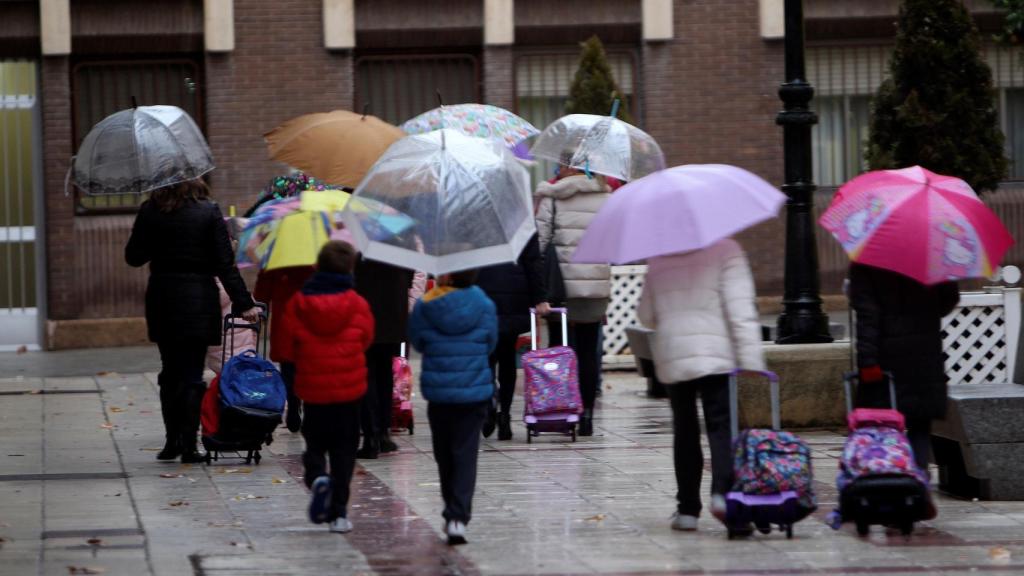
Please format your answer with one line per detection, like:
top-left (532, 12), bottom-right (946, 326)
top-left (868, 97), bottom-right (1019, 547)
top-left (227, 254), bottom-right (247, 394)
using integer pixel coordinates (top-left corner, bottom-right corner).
top-left (2, 348), bottom-right (1024, 575)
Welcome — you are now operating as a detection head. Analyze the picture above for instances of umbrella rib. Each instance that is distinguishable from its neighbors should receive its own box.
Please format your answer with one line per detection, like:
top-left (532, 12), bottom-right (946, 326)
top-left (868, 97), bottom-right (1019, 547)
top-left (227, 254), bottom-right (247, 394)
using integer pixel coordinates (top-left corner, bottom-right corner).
top-left (84, 113), bottom-right (127, 195)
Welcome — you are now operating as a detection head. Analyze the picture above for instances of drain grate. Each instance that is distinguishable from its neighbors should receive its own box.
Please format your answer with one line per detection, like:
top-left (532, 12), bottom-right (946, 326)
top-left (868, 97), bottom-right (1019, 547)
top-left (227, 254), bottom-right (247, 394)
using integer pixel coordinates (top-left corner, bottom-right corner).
top-left (0, 472), bottom-right (126, 482)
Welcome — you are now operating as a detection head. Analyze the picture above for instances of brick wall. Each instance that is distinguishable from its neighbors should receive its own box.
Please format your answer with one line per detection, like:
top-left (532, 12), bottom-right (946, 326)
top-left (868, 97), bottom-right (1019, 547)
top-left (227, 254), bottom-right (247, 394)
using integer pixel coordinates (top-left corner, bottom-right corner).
top-left (644, 0), bottom-right (788, 293)
top-left (204, 0), bottom-right (354, 213)
top-left (41, 57), bottom-right (76, 320)
top-left (483, 46), bottom-right (514, 110)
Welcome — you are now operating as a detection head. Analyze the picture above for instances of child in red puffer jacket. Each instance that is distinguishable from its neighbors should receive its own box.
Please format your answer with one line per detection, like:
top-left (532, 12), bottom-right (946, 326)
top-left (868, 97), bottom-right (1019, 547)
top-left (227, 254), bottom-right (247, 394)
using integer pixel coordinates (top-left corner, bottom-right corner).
top-left (278, 240), bottom-right (375, 534)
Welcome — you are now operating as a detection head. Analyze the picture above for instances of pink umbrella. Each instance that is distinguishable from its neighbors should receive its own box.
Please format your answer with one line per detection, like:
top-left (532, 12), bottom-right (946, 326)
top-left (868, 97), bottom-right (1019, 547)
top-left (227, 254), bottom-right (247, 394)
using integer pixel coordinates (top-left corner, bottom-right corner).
top-left (572, 164), bottom-right (785, 264)
top-left (819, 166), bottom-right (1013, 285)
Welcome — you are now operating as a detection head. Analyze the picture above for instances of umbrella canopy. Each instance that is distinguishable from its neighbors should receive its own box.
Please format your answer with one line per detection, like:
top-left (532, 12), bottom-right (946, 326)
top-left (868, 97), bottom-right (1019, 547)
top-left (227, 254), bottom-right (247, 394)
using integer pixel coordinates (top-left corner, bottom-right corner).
top-left (341, 129), bottom-right (535, 275)
top-left (72, 105), bottom-right (213, 195)
top-left (530, 113), bottom-right (665, 182)
top-left (401, 104), bottom-right (540, 150)
top-left (572, 164), bottom-right (785, 264)
top-left (264, 110), bottom-right (405, 188)
top-left (819, 166), bottom-right (1014, 284)
top-left (239, 190), bottom-right (351, 271)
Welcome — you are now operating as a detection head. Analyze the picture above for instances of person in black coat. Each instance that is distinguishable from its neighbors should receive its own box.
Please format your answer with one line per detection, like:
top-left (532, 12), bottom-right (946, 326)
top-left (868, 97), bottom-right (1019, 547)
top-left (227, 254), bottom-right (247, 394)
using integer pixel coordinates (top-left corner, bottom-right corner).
top-left (848, 262), bottom-right (960, 470)
top-left (126, 180), bottom-right (259, 463)
top-left (475, 233), bottom-right (550, 440)
top-left (354, 256), bottom-right (414, 458)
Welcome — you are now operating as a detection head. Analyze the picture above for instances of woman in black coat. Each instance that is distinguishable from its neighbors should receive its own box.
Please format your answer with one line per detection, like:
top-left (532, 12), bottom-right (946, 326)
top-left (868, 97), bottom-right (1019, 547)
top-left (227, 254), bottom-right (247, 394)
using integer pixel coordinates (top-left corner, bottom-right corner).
top-left (849, 262), bottom-right (960, 470)
top-left (126, 180), bottom-right (258, 463)
top-left (476, 233), bottom-right (549, 440)
top-left (354, 256), bottom-right (414, 458)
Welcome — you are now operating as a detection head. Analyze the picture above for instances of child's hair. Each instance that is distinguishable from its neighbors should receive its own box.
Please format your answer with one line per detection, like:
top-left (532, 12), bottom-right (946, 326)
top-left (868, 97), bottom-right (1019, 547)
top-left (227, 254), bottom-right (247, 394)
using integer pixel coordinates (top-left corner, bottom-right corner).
top-left (446, 269), bottom-right (478, 288)
top-left (317, 240), bottom-right (357, 274)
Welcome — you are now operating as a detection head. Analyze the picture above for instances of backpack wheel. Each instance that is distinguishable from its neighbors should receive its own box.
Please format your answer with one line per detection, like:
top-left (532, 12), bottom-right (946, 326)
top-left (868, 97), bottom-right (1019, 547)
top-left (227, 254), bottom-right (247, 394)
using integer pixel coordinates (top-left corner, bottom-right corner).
top-left (254, 451), bottom-right (262, 465)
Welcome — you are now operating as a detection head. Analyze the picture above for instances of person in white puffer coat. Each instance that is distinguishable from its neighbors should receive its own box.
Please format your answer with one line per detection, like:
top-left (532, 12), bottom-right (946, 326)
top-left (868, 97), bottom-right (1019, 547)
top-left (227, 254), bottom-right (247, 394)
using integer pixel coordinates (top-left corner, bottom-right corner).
top-left (535, 167), bottom-right (612, 437)
top-left (636, 237), bottom-right (765, 532)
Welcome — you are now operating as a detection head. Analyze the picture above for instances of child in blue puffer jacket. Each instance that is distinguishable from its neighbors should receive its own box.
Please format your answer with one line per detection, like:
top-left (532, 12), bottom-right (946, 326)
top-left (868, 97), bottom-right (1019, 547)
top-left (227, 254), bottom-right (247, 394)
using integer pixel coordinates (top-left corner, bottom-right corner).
top-left (408, 268), bottom-right (497, 546)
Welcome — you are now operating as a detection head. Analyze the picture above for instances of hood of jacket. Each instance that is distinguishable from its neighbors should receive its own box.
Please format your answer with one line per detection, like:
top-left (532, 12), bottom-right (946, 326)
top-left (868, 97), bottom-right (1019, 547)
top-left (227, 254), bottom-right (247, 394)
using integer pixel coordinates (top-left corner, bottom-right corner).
top-left (419, 285), bottom-right (490, 336)
top-left (534, 174), bottom-right (609, 200)
top-left (292, 272), bottom-right (358, 338)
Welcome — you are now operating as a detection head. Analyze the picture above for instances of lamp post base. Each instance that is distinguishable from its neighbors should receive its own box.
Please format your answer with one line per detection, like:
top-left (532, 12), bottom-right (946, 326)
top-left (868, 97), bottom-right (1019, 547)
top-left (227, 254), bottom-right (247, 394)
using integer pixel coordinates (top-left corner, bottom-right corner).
top-left (776, 303), bottom-right (833, 344)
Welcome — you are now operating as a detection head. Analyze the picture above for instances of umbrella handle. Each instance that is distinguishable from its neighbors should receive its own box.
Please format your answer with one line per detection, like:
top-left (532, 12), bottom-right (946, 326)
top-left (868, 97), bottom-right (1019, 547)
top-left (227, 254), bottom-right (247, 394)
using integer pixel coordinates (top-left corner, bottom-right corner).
top-left (610, 98), bottom-right (620, 119)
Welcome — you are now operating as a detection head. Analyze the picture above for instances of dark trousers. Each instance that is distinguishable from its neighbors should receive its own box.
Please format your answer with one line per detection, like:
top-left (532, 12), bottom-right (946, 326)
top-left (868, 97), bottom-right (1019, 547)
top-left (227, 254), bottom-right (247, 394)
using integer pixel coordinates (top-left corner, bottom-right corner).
top-left (547, 321), bottom-right (601, 410)
top-left (302, 402), bottom-right (361, 520)
top-left (855, 382), bottom-right (933, 470)
top-left (157, 340), bottom-right (208, 446)
top-left (428, 401), bottom-right (488, 523)
top-left (489, 332), bottom-right (520, 414)
top-left (360, 342), bottom-right (400, 439)
top-left (280, 361), bottom-right (300, 409)
top-left (668, 374), bottom-right (733, 516)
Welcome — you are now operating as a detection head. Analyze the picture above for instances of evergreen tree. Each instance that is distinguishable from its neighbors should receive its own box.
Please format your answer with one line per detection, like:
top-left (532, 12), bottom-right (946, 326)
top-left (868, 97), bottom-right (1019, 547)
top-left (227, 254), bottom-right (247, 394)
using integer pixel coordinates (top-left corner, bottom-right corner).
top-left (867, 0), bottom-right (1007, 192)
top-left (565, 36), bottom-right (634, 123)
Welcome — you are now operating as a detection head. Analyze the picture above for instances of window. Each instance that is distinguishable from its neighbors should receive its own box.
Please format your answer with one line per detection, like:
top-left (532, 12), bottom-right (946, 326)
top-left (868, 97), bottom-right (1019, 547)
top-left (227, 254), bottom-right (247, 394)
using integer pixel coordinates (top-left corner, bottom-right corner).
top-left (355, 54), bottom-right (480, 126)
top-left (807, 45), bottom-right (890, 187)
top-left (515, 51), bottom-right (638, 183)
top-left (0, 60), bottom-right (38, 313)
top-left (71, 59), bottom-right (204, 213)
top-left (808, 43), bottom-right (1024, 186)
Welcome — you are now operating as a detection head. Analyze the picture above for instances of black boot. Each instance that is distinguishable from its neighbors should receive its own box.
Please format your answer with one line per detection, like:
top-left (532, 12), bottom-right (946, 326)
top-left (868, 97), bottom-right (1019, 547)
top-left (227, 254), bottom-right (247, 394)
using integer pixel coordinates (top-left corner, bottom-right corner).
top-left (497, 412), bottom-right (512, 441)
top-left (157, 378), bottom-right (181, 461)
top-left (379, 432), bottom-right (398, 454)
top-left (286, 395), bottom-right (302, 433)
top-left (356, 435), bottom-right (379, 460)
top-left (578, 408), bottom-right (594, 437)
top-left (179, 384), bottom-right (207, 464)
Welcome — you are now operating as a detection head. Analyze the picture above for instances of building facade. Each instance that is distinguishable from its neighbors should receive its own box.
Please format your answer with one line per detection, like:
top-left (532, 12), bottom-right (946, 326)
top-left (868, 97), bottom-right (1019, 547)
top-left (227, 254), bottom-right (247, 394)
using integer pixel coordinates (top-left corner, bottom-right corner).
top-left (0, 0), bottom-right (1016, 349)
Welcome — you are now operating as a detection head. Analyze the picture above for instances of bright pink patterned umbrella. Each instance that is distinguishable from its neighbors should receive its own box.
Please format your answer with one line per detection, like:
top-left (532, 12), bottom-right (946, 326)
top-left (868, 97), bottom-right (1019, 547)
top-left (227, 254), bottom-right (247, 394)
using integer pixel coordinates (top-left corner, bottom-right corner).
top-left (819, 166), bottom-right (1013, 285)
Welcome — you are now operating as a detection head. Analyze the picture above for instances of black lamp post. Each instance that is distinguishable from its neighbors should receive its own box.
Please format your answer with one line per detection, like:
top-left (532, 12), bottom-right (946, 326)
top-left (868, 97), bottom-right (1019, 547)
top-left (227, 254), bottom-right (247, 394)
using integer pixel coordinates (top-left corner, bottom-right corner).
top-left (775, 0), bottom-right (833, 344)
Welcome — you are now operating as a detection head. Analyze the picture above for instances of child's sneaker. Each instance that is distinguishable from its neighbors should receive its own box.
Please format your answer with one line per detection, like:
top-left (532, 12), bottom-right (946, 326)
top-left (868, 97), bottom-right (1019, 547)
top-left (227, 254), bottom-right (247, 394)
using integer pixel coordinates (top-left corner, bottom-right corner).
top-left (444, 520), bottom-right (467, 545)
top-left (670, 512), bottom-right (698, 531)
top-left (329, 517), bottom-right (353, 533)
top-left (309, 476), bottom-right (333, 524)
top-left (710, 494), bottom-right (728, 523)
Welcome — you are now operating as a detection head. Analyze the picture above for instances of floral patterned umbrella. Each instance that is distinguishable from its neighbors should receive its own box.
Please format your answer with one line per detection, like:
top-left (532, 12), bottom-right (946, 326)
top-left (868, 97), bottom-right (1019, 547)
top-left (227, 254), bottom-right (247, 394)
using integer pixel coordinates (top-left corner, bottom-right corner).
top-left (401, 104), bottom-right (540, 152)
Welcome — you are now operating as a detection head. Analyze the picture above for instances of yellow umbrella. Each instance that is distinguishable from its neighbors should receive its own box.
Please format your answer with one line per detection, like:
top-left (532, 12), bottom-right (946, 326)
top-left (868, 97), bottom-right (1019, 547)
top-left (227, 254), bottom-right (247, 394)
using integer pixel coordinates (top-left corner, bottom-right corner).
top-left (252, 190), bottom-right (352, 271)
top-left (264, 111), bottom-right (406, 188)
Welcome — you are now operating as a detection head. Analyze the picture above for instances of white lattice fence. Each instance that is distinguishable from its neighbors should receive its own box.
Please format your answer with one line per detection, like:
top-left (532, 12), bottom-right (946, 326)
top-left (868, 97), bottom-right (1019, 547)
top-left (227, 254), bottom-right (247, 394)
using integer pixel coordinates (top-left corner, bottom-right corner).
top-left (603, 265), bottom-right (647, 366)
top-left (941, 288), bottom-right (1022, 386)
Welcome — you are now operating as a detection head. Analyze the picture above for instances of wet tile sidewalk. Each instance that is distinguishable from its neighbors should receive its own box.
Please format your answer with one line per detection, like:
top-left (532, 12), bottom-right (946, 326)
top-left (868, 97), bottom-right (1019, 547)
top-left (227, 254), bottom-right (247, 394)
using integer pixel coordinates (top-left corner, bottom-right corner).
top-left (2, 359), bottom-right (1024, 575)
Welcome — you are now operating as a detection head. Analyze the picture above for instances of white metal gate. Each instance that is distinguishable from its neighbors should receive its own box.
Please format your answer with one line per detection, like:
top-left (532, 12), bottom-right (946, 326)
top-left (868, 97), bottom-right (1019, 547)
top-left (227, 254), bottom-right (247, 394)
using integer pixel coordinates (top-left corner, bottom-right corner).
top-left (0, 60), bottom-right (43, 351)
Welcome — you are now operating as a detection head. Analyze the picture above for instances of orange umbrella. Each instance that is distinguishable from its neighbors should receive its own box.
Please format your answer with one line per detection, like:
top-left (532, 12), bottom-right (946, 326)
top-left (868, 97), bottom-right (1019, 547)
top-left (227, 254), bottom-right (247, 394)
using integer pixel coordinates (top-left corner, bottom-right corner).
top-left (264, 110), bottom-right (405, 188)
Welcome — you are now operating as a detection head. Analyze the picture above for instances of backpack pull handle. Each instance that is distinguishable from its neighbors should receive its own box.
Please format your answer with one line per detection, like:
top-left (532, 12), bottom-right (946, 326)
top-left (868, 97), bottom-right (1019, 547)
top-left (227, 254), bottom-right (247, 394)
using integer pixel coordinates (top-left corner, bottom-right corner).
top-left (728, 369), bottom-right (781, 441)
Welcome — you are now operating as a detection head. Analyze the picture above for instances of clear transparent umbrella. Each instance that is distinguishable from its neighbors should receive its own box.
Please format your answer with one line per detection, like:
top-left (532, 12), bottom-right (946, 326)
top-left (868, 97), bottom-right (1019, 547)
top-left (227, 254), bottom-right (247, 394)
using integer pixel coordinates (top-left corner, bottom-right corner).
top-left (530, 113), bottom-right (665, 182)
top-left (341, 129), bottom-right (536, 275)
top-left (72, 105), bottom-right (213, 195)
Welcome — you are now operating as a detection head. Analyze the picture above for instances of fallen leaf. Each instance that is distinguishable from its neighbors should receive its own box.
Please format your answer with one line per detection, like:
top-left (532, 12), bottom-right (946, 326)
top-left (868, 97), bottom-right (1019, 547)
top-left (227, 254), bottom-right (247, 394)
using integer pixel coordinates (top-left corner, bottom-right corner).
top-left (95, 371), bottom-right (113, 376)
top-left (139, 447), bottom-right (160, 452)
top-left (15, 345), bottom-right (27, 354)
top-left (990, 546), bottom-right (1012, 564)
top-left (127, 402), bottom-right (135, 406)
top-left (99, 424), bottom-right (113, 430)
top-left (109, 407), bottom-right (125, 413)
top-left (139, 410), bottom-right (152, 415)
top-left (86, 538), bottom-right (102, 546)
top-left (67, 567), bottom-right (106, 575)
top-left (167, 501), bottom-right (188, 507)
top-left (583, 514), bottom-right (606, 522)
top-left (232, 494), bottom-right (266, 501)
top-left (229, 541), bottom-right (251, 548)
top-left (271, 477), bottom-right (287, 484)
top-left (159, 473), bottom-right (182, 479)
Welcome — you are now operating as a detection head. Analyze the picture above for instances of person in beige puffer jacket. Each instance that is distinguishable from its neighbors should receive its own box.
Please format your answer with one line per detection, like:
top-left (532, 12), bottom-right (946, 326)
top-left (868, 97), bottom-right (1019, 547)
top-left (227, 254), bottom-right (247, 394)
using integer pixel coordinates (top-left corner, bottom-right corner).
top-left (535, 167), bottom-right (612, 436)
top-left (636, 237), bottom-right (765, 532)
